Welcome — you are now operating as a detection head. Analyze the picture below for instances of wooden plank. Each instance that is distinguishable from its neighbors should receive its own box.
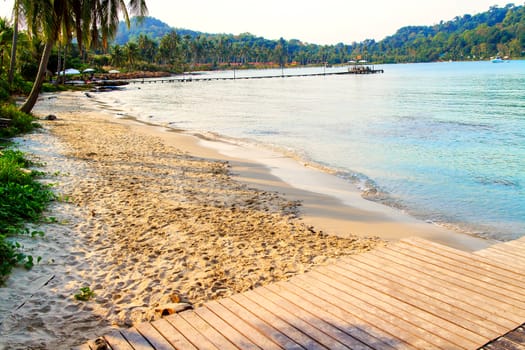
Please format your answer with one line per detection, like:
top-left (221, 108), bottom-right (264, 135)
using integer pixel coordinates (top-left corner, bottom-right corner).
top-left (387, 244), bottom-right (525, 312)
top-left (103, 331), bottom-right (133, 350)
top-left (406, 237), bottom-right (525, 280)
top-left (120, 328), bottom-right (155, 350)
top-left (327, 257), bottom-right (500, 341)
top-left (219, 296), bottom-right (303, 349)
top-left (341, 253), bottom-right (512, 333)
top-left (290, 273), bottom-right (439, 349)
top-left (403, 237), bottom-right (525, 275)
top-left (244, 289), bottom-right (352, 350)
top-left (280, 280), bottom-right (419, 350)
top-left (477, 248), bottom-right (525, 269)
top-left (503, 239), bottom-right (525, 250)
top-left (311, 265), bottom-right (480, 349)
top-left (303, 268), bottom-right (461, 349)
top-left (151, 318), bottom-right (198, 350)
top-left (375, 247), bottom-right (525, 323)
top-left (229, 293), bottom-right (325, 350)
top-left (193, 305), bottom-right (261, 349)
top-left (322, 262), bottom-right (490, 346)
top-left (81, 237), bottom-right (525, 349)
top-left (179, 310), bottom-right (238, 350)
top-left (406, 237), bottom-right (523, 275)
top-left (399, 239), bottom-right (525, 290)
top-left (483, 243), bottom-right (525, 259)
top-left (393, 241), bottom-right (525, 304)
top-left (164, 312), bottom-right (220, 350)
top-left (135, 322), bottom-right (177, 350)
top-left (490, 243), bottom-right (525, 260)
top-left (204, 300), bottom-right (281, 350)
top-left (257, 285), bottom-right (375, 350)
top-left (266, 281), bottom-right (402, 350)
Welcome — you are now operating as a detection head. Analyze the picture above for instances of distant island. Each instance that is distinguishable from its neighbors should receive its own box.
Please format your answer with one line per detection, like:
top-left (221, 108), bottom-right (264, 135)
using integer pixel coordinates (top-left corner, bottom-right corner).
top-left (108, 3), bottom-right (523, 73)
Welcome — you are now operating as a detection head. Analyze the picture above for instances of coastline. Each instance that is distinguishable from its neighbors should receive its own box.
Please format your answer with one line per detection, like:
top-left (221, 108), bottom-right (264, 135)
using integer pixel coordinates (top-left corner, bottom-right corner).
top-left (119, 110), bottom-right (494, 252)
top-left (0, 91), bottom-right (385, 349)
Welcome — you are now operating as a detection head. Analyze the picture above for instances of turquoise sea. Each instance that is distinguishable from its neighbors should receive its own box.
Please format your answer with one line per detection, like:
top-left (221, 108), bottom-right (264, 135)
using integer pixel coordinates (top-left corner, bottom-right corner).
top-left (95, 61), bottom-right (525, 241)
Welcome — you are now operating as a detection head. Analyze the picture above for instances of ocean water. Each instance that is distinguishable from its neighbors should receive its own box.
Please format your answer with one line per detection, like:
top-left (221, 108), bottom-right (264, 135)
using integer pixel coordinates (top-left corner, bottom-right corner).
top-left (93, 61), bottom-right (525, 241)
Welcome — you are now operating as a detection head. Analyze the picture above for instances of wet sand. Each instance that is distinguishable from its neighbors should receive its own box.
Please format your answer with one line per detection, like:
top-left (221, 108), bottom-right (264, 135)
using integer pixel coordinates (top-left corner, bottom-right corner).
top-left (0, 92), bottom-right (386, 349)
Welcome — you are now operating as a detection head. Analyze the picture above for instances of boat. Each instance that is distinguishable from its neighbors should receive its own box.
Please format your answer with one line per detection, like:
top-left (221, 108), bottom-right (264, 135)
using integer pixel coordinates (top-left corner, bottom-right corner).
top-left (491, 56), bottom-right (508, 63)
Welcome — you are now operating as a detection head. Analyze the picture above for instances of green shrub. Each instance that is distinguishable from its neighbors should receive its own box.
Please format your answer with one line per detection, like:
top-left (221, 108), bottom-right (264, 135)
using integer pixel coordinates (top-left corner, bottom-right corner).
top-left (0, 181), bottom-right (55, 234)
top-left (0, 78), bottom-right (9, 102)
top-left (0, 104), bottom-right (40, 138)
top-left (0, 149), bottom-right (55, 282)
top-left (0, 236), bottom-right (26, 278)
top-left (0, 149), bottom-right (34, 185)
top-left (9, 74), bottom-right (33, 95)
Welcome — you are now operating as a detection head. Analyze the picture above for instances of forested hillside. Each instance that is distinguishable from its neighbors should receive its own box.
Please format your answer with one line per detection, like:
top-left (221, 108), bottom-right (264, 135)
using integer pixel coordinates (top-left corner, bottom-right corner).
top-left (370, 4), bottom-right (525, 62)
top-left (111, 3), bottom-right (523, 70)
top-left (114, 17), bottom-right (202, 45)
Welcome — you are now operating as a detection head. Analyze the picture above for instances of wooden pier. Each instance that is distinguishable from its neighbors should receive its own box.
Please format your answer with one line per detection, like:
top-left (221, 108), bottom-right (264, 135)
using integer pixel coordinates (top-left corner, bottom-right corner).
top-left (128, 67), bottom-right (384, 85)
top-left (76, 236), bottom-right (525, 349)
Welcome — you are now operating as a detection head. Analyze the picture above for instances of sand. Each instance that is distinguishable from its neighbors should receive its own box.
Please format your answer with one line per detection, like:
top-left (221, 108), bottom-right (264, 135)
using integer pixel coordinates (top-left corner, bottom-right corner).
top-left (0, 92), bottom-right (385, 349)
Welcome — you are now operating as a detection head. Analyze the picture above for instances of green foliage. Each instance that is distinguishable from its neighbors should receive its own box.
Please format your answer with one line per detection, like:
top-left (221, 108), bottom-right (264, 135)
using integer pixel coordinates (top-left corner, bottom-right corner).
top-left (0, 149), bottom-right (34, 184)
top-left (9, 75), bottom-right (33, 96)
top-left (0, 182), bottom-right (56, 233)
top-left (366, 4), bottom-right (525, 62)
top-left (0, 237), bottom-right (28, 279)
top-left (114, 17), bottom-right (199, 45)
top-left (0, 104), bottom-right (40, 138)
top-left (0, 79), bottom-right (10, 102)
top-left (0, 148), bottom-right (55, 282)
top-left (110, 5), bottom-right (524, 68)
top-left (74, 286), bottom-right (95, 301)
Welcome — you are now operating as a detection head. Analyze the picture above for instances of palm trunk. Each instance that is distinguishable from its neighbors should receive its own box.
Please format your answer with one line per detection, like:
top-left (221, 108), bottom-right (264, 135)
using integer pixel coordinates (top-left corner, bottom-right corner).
top-left (55, 43), bottom-right (62, 86)
top-left (20, 39), bottom-right (54, 114)
top-left (8, 1), bottom-right (19, 86)
top-left (62, 44), bottom-right (67, 84)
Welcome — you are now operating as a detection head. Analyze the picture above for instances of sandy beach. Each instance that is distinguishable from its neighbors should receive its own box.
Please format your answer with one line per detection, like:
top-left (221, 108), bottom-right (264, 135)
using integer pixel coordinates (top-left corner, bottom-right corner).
top-left (0, 92), bottom-right (387, 349)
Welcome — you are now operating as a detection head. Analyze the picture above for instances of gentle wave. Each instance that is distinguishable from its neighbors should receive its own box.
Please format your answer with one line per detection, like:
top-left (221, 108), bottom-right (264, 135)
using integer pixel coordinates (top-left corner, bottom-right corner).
top-left (89, 61), bottom-right (525, 241)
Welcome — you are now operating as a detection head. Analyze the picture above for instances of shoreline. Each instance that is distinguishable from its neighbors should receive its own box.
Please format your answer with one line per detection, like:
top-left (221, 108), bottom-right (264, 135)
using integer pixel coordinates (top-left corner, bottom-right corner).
top-left (0, 91), bottom-right (385, 349)
top-left (0, 90), bottom-right (496, 349)
top-left (120, 113), bottom-right (494, 252)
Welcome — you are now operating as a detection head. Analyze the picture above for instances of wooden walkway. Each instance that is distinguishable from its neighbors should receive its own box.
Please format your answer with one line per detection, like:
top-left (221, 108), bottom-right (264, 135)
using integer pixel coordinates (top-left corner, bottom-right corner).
top-left (76, 236), bottom-right (525, 349)
top-left (128, 68), bottom-right (384, 85)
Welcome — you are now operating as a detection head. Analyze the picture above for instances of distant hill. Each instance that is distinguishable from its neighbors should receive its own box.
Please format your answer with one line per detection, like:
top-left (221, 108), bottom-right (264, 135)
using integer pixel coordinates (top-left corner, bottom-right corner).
top-left (372, 3), bottom-right (525, 62)
top-left (113, 5), bottom-right (524, 65)
top-left (114, 17), bottom-right (202, 45)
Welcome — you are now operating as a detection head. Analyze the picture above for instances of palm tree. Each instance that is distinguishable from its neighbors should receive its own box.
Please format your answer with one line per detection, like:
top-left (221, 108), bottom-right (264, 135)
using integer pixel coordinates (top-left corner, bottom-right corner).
top-left (20, 0), bottom-right (148, 114)
top-left (7, 0), bottom-right (19, 85)
top-left (110, 44), bottom-right (125, 67)
top-left (0, 18), bottom-right (13, 75)
top-left (124, 41), bottom-right (139, 69)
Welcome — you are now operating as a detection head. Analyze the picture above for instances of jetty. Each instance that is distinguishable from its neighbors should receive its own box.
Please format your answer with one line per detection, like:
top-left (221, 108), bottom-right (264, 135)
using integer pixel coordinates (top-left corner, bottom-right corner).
top-left (128, 66), bottom-right (384, 85)
top-left (76, 236), bottom-right (525, 349)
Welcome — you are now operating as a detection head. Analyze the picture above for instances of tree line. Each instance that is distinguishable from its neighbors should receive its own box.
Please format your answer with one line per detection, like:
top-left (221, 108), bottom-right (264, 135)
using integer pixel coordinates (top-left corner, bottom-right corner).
top-left (103, 3), bottom-right (524, 72)
top-left (1, 3), bottom-right (524, 113)
top-left (1, 0), bottom-right (148, 114)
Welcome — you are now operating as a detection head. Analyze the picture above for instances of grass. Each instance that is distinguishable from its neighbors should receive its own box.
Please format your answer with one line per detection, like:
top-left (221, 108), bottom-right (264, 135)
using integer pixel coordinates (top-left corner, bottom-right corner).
top-left (0, 104), bottom-right (41, 138)
top-left (0, 104), bottom-right (54, 283)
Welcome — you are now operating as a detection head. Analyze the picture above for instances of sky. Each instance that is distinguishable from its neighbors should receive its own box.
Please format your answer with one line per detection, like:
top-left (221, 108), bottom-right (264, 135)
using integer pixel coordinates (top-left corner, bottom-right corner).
top-left (0, 0), bottom-right (516, 44)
